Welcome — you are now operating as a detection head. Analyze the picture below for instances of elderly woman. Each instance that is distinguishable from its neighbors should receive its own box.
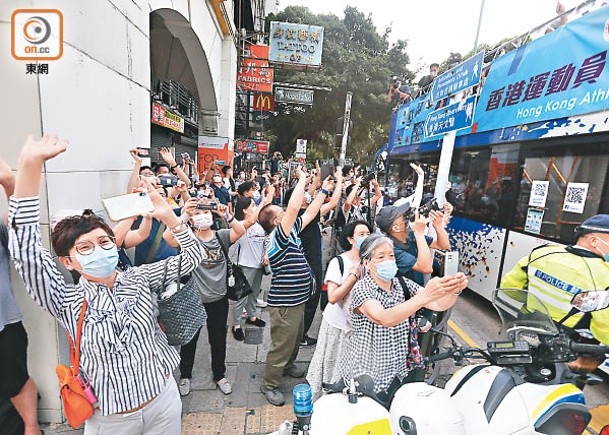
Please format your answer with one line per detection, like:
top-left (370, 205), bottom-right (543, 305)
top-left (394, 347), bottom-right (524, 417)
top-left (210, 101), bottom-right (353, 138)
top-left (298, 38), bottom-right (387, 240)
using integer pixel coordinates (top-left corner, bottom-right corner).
top-left (8, 135), bottom-right (205, 434)
top-left (340, 233), bottom-right (467, 404)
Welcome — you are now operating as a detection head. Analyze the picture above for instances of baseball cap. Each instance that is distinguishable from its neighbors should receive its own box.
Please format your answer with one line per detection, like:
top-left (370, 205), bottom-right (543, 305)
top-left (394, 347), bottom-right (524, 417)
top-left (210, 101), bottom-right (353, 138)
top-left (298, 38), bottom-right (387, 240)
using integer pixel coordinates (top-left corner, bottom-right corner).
top-left (575, 214), bottom-right (609, 236)
top-left (376, 203), bottom-right (411, 233)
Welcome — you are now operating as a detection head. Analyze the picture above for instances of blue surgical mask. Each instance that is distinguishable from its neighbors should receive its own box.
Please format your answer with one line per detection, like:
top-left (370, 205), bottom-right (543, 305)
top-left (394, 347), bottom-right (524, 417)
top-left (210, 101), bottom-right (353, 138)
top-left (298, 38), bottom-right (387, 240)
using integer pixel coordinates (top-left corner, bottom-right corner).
top-left (354, 235), bottom-right (367, 250)
top-left (596, 238), bottom-right (609, 262)
top-left (75, 246), bottom-right (119, 278)
top-left (374, 260), bottom-right (398, 282)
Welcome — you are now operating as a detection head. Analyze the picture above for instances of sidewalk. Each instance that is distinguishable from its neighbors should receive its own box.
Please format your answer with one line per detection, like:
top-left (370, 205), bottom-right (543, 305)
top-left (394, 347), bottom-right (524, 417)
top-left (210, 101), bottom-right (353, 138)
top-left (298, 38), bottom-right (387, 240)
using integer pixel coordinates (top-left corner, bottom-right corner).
top-left (41, 275), bottom-right (321, 435)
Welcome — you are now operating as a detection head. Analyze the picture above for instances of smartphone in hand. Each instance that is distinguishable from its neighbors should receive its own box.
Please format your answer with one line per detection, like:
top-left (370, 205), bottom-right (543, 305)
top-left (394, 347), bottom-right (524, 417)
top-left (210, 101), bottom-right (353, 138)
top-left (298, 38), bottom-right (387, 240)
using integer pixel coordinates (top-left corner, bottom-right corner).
top-left (102, 192), bottom-right (154, 222)
top-left (444, 251), bottom-right (459, 276)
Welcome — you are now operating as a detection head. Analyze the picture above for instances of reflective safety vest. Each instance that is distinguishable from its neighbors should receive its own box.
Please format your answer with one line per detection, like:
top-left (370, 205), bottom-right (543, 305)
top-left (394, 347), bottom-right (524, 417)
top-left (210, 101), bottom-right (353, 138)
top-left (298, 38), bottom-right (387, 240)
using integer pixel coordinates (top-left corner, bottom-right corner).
top-left (500, 245), bottom-right (609, 345)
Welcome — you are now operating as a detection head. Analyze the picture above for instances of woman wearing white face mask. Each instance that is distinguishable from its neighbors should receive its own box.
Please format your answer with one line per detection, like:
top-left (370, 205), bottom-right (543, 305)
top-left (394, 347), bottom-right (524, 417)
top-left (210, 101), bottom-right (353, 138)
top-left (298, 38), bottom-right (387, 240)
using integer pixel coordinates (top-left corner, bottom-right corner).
top-left (163, 198), bottom-right (245, 397)
top-left (306, 220), bottom-right (371, 400)
top-left (339, 233), bottom-right (467, 405)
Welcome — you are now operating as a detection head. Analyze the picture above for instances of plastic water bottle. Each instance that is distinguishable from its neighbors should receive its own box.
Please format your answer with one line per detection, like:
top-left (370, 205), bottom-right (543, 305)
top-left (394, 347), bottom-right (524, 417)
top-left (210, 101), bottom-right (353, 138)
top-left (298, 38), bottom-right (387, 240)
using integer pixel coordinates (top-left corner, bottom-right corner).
top-left (293, 384), bottom-right (313, 432)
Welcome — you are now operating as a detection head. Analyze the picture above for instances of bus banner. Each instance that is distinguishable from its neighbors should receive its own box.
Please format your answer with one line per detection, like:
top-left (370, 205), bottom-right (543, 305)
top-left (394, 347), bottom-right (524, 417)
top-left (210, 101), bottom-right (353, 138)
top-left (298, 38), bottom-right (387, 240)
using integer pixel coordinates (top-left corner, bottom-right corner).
top-left (475, 6), bottom-right (609, 133)
top-left (394, 94), bottom-right (439, 148)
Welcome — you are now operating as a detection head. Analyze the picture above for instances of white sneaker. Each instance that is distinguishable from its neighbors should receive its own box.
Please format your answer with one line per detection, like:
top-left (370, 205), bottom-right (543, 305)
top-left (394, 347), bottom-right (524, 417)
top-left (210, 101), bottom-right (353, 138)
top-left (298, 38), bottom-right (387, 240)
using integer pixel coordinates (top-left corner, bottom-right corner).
top-left (216, 377), bottom-right (232, 395)
top-left (256, 298), bottom-right (268, 308)
top-left (178, 378), bottom-right (191, 396)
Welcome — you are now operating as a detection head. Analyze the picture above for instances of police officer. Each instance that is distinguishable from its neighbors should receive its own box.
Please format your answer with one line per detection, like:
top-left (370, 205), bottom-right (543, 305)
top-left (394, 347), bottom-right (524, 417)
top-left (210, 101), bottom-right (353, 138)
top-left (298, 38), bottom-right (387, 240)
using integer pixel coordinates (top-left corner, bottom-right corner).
top-left (501, 214), bottom-right (609, 348)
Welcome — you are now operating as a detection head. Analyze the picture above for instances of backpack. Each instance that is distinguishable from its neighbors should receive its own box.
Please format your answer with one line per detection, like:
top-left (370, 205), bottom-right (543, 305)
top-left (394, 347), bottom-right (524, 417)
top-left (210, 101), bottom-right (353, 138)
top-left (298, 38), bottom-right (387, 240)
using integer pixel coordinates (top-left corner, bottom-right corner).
top-left (321, 255), bottom-right (345, 292)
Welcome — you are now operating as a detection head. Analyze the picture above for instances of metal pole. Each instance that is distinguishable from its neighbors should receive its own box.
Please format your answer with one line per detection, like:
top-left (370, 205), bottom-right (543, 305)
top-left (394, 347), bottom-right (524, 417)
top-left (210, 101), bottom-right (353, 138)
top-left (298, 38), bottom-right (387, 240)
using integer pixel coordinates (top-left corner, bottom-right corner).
top-left (473, 0), bottom-right (485, 53)
top-left (339, 92), bottom-right (353, 166)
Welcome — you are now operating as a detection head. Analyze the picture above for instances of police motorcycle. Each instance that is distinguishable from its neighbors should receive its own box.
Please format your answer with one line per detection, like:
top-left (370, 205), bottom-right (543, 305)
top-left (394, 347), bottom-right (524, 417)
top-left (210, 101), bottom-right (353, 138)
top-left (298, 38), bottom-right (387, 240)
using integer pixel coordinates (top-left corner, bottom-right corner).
top-left (269, 288), bottom-right (609, 435)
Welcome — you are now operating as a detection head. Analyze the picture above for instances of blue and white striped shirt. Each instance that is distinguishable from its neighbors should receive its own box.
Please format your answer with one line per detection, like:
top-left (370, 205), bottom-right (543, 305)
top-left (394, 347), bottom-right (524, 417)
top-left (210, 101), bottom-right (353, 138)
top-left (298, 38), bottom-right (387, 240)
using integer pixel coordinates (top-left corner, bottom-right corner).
top-left (8, 197), bottom-right (205, 415)
top-left (267, 217), bottom-right (312, 307)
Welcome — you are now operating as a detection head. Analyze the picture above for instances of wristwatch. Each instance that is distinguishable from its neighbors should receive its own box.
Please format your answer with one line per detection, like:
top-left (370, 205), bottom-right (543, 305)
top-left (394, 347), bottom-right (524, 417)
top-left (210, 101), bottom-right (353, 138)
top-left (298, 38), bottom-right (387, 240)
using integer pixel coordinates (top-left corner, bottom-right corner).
top-left (321, 188), bottom-right (331, 196)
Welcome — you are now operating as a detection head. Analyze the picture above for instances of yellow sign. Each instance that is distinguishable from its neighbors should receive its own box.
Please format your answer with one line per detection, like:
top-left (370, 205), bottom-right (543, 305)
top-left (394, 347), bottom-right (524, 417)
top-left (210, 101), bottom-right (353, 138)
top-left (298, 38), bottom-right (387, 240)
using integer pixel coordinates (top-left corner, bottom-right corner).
top-left (346, 418), bottom-right (393, 435)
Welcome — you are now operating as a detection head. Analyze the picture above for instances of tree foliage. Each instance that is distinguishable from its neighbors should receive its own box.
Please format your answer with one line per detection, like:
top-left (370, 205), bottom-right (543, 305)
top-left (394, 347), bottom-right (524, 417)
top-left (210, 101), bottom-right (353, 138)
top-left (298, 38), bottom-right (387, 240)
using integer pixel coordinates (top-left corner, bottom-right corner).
top-left (266, 6), bottom-right (413, 166)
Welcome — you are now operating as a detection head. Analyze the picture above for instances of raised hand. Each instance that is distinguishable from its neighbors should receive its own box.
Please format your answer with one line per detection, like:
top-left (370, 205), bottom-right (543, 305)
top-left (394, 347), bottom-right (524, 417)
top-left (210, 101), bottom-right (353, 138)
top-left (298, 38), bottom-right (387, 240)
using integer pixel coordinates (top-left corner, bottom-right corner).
top-left (408, 211), bottom-right (427, 236)
top-left (410, 163), bottom-right (424, 176)
top-left (420, 273), bottom-right (467, 303)
top-left (334, 166), bottom-right (343, 183)
top-left (297, 166), bottom-right (307, 180)
top-left (159, 147), bottom-right (177, 167)
top-left (322, 176), bottom-right (335, 192)
top-left (138, 177), bottom-right (174, 221)
top-left (19, 134), bottom-right (68, 165)
top-left (129, 149), bottom-right (143, 164)
top-left (0, 159), bottom-right (15, 194)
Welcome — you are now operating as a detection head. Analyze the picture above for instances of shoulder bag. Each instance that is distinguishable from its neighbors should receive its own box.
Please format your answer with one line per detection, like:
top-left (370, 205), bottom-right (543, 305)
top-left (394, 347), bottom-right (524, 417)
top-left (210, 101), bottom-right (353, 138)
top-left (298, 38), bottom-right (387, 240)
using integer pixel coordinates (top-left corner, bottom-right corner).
top-left (157, 256), bottom-right (207, 345)
top-left (216, 233), bottom-right (253, 301)
top-left (55, 300), bottom-right (95, 429)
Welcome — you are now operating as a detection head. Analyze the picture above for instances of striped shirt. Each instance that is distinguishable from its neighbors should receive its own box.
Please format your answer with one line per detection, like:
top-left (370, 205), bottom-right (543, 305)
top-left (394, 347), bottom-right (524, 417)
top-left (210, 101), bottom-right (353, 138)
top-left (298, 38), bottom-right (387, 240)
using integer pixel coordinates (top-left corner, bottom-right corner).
top-left (267, 216), bottom-right (312, 307)
top-left (8, 197), bottom-right (205, 415)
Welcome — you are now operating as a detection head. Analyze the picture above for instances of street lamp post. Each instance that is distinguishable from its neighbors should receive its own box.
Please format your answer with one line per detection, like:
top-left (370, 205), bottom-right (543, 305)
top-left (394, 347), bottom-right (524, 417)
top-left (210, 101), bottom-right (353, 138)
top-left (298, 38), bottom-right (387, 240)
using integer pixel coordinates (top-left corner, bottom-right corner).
top-left (473, 0), bottom-right (486, 53)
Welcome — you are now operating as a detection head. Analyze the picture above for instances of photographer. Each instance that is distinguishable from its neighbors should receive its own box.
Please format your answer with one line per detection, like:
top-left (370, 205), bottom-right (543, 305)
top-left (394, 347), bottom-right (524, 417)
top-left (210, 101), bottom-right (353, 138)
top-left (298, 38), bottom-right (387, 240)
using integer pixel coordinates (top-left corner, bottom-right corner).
top-left (342, 174), bottom-right (382, 227)
top-left (387, 76), bottom-right (411, 108)
top-left (376, 201), bottom-right (450, 286)
top-left (163, 198), bottom-right (246, 397)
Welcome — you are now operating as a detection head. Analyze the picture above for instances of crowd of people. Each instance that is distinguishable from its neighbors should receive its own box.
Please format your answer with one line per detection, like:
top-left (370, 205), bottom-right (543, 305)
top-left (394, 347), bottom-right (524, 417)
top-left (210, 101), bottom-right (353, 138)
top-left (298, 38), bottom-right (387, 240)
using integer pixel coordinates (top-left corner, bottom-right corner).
top-left (6, 131), bottom-right (609, 434)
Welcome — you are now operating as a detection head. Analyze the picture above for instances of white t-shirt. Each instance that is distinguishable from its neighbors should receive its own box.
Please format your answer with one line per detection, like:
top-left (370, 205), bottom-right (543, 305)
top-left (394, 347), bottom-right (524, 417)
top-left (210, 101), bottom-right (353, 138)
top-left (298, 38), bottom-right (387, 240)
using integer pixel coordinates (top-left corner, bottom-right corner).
top-left (233, 222), bottom-right (267, 268)
top-left (323, 253), bottom-right (355, 332)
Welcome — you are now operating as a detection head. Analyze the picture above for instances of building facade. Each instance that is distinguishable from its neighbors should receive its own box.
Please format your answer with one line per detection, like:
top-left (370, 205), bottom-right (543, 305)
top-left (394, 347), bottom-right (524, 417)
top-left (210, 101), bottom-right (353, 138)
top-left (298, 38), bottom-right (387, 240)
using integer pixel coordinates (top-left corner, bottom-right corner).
top-left (0, 0), bottom-right (237, 422)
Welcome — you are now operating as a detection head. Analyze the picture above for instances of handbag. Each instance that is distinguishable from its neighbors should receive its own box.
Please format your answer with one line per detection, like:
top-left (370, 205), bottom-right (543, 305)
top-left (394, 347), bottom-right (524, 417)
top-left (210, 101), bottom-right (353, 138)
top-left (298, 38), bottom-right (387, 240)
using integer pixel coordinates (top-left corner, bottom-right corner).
top-left (216, 234), bottom-right (253, 301)
top-left (157, 256), bottom-right (207, 345)
top-left (55, 299), bottom-right (95, 429)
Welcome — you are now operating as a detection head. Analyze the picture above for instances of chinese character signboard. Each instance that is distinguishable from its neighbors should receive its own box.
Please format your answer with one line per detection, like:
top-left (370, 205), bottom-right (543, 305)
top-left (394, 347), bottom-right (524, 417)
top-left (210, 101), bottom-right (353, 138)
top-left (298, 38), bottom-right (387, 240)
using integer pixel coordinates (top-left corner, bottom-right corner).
top-left (275, 87), bottom-right (314, 105)
top-left (152, 102), bottom-right (184, 133)
top-left (244, 43), bottom-right (269, 60)
top-left (476, 7), bottom-right (609, 133)
top-left (269, 22), bottom-right (324, 66)
top-left (253, 93), bottom-right (275, 111)
top-left (237, 58), bottom-right (273, 93)
top-left (236, 139), bottom-right (270, 154)
top-left (430, 52), bottom-right (484, 104)
top-left (424, 95), bottom-right (476, 137)
top-left (393, 94), bottom-right (437, 147)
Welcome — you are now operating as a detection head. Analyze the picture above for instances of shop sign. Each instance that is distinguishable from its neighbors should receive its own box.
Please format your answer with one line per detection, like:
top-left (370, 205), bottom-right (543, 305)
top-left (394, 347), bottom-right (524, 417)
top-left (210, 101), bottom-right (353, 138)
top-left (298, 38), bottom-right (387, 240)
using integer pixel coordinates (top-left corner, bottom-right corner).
top-left (269, 22), bottom-right (324, 66)
top-left (275, 87), bottom-right (314, 105)
top-left (236, 139), bottom-right (270, 154)
top-left (198, 135), bottom-right (229, 150)
top-left (253, 93), bottom-right (275, 111)
top-left (152, 102), bottom-right (184, 133)
top-left (237, 58), bottom-right (273, 93)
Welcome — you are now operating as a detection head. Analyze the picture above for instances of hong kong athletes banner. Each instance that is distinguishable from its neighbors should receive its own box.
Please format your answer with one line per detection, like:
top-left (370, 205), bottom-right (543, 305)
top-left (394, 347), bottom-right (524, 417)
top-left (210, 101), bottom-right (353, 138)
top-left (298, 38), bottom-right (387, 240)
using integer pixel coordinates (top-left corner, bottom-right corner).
top-left (475, 5), bottom-right (609, 133)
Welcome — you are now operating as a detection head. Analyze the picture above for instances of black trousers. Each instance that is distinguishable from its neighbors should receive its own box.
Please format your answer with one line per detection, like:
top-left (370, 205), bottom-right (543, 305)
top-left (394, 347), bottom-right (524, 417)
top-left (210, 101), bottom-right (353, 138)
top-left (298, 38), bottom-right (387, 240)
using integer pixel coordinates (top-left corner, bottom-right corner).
top-left (303, 262), bottom-right (323, 337)
top-left (180, 297), bottom-right (229, 381)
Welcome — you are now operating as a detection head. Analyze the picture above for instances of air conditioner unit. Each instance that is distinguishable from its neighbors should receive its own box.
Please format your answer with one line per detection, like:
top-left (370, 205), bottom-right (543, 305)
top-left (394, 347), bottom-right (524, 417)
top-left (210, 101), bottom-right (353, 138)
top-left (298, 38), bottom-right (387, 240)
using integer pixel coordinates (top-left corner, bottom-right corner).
top-left (200, 110), bottom-right (220, 134)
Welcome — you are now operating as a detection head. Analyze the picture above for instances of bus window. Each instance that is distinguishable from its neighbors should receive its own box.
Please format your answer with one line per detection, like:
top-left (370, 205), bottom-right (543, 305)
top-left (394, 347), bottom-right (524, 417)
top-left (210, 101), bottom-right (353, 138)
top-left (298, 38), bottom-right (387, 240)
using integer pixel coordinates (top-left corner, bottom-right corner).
top-left (515, 152), bottom-right (609, 243)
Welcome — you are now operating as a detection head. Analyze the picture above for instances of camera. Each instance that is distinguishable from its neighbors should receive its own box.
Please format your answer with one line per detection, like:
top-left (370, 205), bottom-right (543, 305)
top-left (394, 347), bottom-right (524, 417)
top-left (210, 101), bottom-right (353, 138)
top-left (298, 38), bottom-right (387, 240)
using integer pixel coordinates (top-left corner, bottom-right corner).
top-left (197, 191), bottom-right (212, 200)
top-left (405, 198), bottom-right (441, 221)
top-left (360, 172), bottom-right (376, 188)
top-left (181, 152), bottom-right (190, 161)
top-left (390, 75), bottom-right (401, 89)
top-left (197, 203), bottom-right (218, 211)
top-left (158, 175), bottom-right (178, 187)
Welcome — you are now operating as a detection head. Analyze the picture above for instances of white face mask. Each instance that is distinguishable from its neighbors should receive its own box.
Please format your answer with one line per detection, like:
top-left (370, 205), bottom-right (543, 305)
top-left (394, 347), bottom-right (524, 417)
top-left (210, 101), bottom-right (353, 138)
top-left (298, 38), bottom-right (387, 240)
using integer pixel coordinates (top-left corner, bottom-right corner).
top-left (191, 213), bottom-right (213, 230)
top-left (213, 176), bottom-right (222, 183)
top-left (253, 190), bottom-right (261, 200)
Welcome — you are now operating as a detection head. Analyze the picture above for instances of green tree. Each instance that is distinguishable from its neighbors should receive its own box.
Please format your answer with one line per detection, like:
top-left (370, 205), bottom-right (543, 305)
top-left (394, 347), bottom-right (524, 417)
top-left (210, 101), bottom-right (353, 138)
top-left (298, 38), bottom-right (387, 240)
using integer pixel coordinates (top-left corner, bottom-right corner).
top-left (267, 6), bottom-right (413, 166)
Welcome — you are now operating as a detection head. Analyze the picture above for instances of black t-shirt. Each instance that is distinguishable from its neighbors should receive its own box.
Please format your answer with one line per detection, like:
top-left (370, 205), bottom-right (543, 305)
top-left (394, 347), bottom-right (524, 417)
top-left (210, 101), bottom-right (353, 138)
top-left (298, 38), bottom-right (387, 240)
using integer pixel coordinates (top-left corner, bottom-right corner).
top-left (298, 209), bottom-right (322, 266)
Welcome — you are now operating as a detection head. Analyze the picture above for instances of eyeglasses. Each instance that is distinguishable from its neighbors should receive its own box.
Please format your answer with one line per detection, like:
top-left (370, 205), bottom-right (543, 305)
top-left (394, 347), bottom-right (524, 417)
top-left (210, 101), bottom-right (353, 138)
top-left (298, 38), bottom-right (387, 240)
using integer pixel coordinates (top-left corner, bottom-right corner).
top-left (74, 236), bottom-right (116, 256)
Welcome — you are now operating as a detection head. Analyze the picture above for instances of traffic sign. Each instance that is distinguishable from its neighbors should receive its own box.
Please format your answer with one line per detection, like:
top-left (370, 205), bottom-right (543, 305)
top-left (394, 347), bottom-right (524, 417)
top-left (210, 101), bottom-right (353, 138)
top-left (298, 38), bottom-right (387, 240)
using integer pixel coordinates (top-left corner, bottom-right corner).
top-left (424, 95), bottom-right (476, 138)
top-left (430, 52), bottom-right (484, 104)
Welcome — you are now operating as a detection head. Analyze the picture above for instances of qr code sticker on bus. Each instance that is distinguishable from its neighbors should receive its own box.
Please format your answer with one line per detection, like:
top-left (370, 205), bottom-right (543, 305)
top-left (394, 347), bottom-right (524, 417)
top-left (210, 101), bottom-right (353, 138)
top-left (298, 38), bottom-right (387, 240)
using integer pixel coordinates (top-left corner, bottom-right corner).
top-left (566, 187), bottom-right (586, 204)
top-left (533, 183), bottom-right (547, 197)
top-left (563, 183), bottom-right (589, 214)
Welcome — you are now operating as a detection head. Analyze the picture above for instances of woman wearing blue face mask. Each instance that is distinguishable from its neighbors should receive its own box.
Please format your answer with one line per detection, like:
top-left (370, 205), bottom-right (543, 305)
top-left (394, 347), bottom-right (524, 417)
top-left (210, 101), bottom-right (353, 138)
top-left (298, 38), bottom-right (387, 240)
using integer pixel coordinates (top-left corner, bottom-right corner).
top-left (306, 220), bottom-right (371, 400)
top-left (339, 233), bottom-right (467, 405)
top-left (8, 135), bottom-right (206, 434)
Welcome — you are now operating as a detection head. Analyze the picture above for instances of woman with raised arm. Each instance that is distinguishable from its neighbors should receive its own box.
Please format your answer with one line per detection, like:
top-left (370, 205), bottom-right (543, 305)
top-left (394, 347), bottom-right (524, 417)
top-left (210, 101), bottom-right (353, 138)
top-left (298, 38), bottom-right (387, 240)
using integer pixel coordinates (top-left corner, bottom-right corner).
top-left (8, 135), bottom-right (205, 434)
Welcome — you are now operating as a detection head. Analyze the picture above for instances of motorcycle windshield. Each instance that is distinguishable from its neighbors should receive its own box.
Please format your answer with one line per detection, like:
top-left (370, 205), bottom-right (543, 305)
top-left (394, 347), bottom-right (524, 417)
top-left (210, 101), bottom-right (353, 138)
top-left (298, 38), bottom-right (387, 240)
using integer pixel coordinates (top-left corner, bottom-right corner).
top-left (492, 288), bottom-right (559, 341)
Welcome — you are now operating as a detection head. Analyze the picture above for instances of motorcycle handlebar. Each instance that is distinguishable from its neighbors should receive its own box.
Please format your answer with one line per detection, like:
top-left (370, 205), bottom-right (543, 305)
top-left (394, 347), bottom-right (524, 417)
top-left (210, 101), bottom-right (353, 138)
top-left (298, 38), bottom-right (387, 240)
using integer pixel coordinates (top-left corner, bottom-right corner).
top-left (570, 341), bottom-right (609, 356)
top-left (425, 350), bottom-right (456, 363)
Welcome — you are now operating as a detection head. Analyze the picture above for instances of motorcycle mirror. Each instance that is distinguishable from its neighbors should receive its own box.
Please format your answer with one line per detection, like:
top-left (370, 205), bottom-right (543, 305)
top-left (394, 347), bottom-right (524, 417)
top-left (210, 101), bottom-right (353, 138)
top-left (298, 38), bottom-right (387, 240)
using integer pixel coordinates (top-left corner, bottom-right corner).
top-left (571, 291), bottom-right (609, 313)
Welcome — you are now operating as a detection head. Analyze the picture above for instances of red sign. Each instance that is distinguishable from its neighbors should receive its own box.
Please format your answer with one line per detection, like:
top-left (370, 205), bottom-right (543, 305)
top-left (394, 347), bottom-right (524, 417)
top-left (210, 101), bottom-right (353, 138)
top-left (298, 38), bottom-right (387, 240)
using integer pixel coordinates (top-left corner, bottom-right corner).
top-left (236, 139), bottom-right (270, 154)
top-left (245, 44), bottom-right (269, 60)
top-left (237, 58), bottom-right (273, 93)
top-left (253, 93), bottom-right (274, 111)
top-left (151, 102), bottom-right (184, 133)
